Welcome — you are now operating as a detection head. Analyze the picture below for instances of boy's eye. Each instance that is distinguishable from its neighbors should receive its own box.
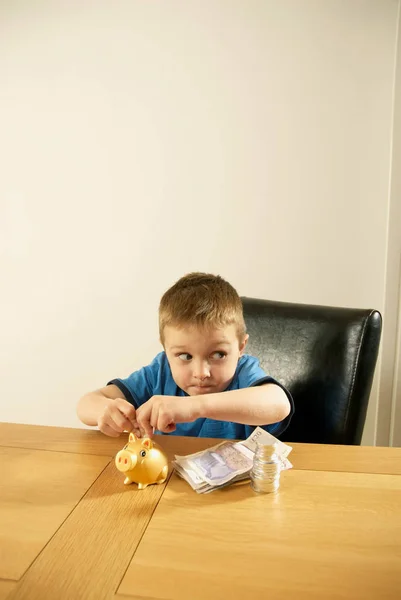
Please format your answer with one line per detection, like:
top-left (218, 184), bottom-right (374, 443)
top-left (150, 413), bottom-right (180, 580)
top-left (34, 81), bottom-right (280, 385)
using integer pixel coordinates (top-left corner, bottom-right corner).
top-left (178, 353), bottom-right (192, 361)
top-left (211, 351), bottom-right (227, 360)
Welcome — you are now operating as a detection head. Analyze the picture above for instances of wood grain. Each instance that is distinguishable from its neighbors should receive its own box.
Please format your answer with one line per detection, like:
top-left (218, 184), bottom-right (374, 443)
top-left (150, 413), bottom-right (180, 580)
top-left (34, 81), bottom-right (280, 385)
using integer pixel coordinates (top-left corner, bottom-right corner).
top-left (0, 423), bottom-right (215, 460)
top-left (0, 581), bottom-right (16, 600)
top-left (7, 461), bottom-right (169, 600)
top-left (2, 423), bottom-right (401, 475)
top-left (117, 469), bottom-right (401, 600)
top-left (0, 423), bottom-right (124, 457)
top-left (289, 442), bottom-right (401, 475)
top-left (3, 424), bottom-right (401, 600)
top-left (0, 447), bottom-right (109, 580)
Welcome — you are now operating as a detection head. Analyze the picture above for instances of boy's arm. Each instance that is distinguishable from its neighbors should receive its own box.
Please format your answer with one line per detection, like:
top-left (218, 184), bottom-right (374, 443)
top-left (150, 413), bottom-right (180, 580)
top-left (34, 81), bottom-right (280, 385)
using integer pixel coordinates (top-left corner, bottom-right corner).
top-left (77, 385), bottom-right (140, 437)
top-left (200, 384), bottom-right (291, 426)
top-left (135, 385), bottom-right (291, 436)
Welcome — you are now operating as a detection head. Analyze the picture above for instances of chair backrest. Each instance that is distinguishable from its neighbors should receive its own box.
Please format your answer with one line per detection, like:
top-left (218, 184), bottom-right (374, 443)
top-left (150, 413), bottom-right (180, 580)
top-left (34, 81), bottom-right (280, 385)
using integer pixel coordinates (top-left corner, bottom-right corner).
top-left (241, 297), bottom-right (382, 444)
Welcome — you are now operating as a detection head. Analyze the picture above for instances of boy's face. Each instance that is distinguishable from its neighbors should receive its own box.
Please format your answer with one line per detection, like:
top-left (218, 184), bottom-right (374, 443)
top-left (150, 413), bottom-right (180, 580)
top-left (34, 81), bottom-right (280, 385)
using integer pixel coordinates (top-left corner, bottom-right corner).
top-left (163, 323), bottom-right (248, 395)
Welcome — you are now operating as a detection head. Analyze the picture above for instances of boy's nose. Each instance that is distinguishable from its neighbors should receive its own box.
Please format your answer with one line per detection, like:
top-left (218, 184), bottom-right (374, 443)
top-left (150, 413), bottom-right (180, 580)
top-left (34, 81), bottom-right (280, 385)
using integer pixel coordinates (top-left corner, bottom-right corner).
top-left (193, 362), bottom-right (210, 380)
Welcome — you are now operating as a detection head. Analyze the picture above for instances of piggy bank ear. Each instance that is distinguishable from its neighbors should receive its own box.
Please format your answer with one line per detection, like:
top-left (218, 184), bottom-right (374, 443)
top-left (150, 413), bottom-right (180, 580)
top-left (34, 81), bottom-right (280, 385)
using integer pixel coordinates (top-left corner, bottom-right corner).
top-left (142, 437), bottom-right (153, 450)
top-left (129, 432), bottom-right (137, 443)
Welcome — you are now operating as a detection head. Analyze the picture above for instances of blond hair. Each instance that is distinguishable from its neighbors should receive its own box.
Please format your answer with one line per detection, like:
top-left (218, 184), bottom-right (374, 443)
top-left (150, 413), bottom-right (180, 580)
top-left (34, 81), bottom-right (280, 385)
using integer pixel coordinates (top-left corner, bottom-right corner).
top-left (159, 272), bottom-right (246, 343)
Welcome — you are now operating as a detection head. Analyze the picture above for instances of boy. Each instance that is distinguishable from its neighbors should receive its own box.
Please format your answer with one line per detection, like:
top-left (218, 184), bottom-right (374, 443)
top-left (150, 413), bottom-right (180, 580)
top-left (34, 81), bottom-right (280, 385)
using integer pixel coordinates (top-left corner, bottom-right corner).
top-left (77, 273), bottom-right (294, 439)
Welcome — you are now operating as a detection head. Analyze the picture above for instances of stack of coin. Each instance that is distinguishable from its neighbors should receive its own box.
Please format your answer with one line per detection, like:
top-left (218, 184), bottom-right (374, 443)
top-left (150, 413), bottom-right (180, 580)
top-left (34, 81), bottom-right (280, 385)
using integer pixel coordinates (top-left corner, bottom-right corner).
top-left (250, 442), bottom-right (281, 493)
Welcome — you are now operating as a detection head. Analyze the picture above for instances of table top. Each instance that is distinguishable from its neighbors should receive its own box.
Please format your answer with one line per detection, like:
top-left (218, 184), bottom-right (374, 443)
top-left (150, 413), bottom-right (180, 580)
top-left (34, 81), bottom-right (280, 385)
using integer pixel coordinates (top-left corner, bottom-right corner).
top-left (1, 422), bottom-right (400, 600)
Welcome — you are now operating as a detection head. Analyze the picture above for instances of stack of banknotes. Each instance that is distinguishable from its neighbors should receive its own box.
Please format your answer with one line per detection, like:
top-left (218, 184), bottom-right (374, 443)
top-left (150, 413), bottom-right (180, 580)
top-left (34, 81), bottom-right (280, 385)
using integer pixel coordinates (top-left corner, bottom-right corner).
top-left (173, 427), bottom-right (293, 493)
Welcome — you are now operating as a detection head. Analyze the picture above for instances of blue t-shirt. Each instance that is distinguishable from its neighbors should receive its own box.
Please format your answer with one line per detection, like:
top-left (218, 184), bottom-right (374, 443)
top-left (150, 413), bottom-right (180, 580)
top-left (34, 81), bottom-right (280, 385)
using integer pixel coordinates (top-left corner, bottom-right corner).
top-left (108, 352), bottom-right (294, 440)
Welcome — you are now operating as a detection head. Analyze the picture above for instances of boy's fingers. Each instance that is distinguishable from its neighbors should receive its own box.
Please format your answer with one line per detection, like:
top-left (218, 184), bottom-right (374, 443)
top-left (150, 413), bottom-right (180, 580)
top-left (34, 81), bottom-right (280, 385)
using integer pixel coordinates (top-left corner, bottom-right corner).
top-left (140, 421), bottom-right (154, 438)
top-left (132, 425), bottom-right (142, 438)
top-left (116, 399), bottom-right (137, 425)
top-left (135, 424), bottom-right (151, 438)
top-left (136, 409), bottom-right (153, 438)
top-left (98, 410), bottom-right (121, 433)
top-left (157, 414), bottom-right (176, 433)
top-left (99, 423), bottom-right (121, 438)
top-left (126, 416), bottom-right (141, 438)
top-left (108, 406), bottom-right (133, 433)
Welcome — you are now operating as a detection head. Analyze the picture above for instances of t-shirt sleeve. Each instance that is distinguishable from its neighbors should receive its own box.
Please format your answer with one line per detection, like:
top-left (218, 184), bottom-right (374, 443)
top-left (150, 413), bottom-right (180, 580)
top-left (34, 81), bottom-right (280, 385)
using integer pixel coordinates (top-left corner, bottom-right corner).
top-left (107, 353), bottom-right (164, 408)
top-left (237, 355), bottom-right (295, 437)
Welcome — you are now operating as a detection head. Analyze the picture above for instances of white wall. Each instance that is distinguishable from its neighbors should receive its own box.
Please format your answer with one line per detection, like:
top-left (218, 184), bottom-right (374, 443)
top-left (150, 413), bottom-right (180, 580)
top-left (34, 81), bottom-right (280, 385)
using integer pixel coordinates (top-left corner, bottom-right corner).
top-left (382, 0), bottom-right (401, 448)
top-left (1, 0), bottom-right (399, 443)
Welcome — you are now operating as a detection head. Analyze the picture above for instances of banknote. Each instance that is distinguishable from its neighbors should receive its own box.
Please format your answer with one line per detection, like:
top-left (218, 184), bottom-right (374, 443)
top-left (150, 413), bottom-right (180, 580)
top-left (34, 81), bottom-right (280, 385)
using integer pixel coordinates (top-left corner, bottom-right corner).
top-left (241, 426), bottom-right (292, 459)
top-left (173, 465), bottom-right (250, 494)
top-left (174, 427), bottom-right (293, 493)
top-left (184, 441), bottom-right (253, 486)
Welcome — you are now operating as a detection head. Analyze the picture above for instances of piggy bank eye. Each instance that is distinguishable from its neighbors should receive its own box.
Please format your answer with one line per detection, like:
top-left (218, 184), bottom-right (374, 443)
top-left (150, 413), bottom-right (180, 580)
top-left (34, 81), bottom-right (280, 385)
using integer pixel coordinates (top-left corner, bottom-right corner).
top-left (140, 450), bottom-right (146, 458)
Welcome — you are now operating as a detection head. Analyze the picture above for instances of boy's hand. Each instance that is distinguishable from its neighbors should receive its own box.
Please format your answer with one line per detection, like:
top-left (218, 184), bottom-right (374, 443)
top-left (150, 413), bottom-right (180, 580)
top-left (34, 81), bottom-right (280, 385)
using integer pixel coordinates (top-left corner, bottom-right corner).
top-left (136, 395), bottom-right (202, 437)
top-left (98, 398), bottom-right (140, 438)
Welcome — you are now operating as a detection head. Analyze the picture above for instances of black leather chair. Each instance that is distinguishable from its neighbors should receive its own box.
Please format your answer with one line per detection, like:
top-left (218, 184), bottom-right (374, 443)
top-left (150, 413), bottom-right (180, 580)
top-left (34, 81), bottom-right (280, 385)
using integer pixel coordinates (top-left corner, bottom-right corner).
top-left (242, 297), bottom-right (382, 445)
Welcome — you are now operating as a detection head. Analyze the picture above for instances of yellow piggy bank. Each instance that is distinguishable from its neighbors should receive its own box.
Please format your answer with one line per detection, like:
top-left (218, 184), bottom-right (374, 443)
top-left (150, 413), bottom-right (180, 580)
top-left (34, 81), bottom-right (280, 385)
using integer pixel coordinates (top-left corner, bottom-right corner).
top-left (115, 433), bottom-right (169, 489)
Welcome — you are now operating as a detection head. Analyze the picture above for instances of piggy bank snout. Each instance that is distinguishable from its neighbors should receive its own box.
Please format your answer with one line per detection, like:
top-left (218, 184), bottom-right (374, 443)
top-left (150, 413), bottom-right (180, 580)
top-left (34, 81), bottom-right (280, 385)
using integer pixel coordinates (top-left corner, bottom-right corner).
top-left (115, 450), bottom-right (137, 472)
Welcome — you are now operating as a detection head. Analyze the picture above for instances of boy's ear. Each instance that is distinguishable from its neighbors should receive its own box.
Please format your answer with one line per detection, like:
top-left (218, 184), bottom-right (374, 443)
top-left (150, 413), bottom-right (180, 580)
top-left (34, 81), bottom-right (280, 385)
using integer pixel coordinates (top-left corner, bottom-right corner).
top-left (129, 432), bottom-right (137, 443)
top-left (239, 334), bottom-right (249, 355)
top-left (142, 437), bottom-right (153, 449)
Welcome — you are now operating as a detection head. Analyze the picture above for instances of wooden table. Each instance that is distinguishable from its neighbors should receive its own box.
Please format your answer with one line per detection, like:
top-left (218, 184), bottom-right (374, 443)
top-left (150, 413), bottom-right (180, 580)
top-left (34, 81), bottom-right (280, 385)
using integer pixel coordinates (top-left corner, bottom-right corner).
top-left (1, 423), bottom-right (400, 600)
